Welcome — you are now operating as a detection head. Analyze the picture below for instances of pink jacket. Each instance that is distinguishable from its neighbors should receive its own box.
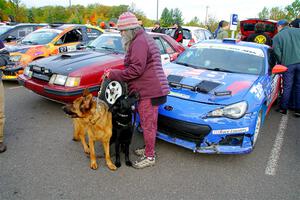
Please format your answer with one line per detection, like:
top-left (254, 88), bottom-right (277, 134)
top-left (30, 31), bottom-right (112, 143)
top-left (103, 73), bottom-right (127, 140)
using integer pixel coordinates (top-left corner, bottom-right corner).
top-left (109, 30), bottom-right (169, 100)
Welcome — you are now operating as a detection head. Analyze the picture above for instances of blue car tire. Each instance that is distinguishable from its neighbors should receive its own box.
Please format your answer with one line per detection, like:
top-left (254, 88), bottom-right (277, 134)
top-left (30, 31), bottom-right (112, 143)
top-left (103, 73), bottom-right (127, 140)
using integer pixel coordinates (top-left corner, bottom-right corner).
top-left (253, 110), bottom-right (262, 146)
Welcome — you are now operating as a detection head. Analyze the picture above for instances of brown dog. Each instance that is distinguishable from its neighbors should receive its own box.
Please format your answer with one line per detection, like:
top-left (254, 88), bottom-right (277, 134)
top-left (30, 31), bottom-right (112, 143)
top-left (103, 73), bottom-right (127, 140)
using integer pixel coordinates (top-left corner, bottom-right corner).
top-left (63, 89), bottom-right (117, 171)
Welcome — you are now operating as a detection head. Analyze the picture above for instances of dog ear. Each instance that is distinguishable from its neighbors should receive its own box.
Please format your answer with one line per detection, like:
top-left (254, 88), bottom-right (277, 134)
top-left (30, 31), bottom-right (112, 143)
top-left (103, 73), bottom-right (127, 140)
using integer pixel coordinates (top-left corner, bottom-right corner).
top-left (83, 88), bottom-right (90, 97)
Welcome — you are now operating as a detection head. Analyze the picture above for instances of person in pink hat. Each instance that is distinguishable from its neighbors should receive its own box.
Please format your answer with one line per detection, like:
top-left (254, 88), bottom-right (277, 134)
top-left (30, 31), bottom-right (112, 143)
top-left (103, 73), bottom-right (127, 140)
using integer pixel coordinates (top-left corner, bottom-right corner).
top-left (0, 40), bottom-right (9, 153)
top-left (106, 12), bottom-right (169, 169)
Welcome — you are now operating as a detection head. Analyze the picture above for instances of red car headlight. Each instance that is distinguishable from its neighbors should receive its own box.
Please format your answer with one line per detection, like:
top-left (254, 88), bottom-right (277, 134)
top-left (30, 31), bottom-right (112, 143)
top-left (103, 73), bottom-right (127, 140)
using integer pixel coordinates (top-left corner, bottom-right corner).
top-left (65, 77), bottom-right (81, 87)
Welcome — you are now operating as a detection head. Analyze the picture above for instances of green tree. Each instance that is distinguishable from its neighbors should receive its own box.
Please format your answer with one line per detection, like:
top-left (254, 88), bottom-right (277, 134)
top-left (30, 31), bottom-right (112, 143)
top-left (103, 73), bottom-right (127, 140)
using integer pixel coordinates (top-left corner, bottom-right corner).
top-left (31, 7), bottom-right (46, 23)
top-left (0, 0), bottom-right (8, 21)
top-left (160, 7), bottom-right (184, 27)
top-left (110, 5), bottom-right (129, 18)
top-left (160, 8), bottom-right (173, 27)
top-left (185, 16), bottom-right (201, 26)
top-left (172, 8), bottom-right (184, 25)
top-left (27, 8), bottom-right (34, 23)
top-left (206, 15), bottom-right (219, 33)
top-left (269, 7), bottom-right (287, 20)
top-left (8, 0), bottom-right (27, 22)
top-left (257, 0), bottom-right (300, 21)
top-left (285, 0), bottom-right (300, 19)
top-left (0, 1), bottom-right (154, 26)
top-left (258, 7), bottom-right (270, 19)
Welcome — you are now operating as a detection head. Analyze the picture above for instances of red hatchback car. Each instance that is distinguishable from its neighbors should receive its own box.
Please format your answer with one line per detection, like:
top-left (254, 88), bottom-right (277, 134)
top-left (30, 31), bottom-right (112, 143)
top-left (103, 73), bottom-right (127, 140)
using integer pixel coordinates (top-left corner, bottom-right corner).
top-left (18, 32), bottom-right (185, 103)
top-left (240, 19), bottom-right (278, 41)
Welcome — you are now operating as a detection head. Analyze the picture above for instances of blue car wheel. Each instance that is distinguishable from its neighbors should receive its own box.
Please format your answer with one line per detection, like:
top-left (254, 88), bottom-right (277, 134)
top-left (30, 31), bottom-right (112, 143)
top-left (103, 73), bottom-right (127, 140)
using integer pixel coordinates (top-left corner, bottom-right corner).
top-left (253, 110), bottom-right (262, 146)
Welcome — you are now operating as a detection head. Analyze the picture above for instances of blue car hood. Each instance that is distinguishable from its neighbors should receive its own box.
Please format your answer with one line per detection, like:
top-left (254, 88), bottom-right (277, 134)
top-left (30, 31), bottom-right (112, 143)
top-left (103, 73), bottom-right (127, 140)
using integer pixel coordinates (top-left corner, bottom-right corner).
top-left (164, 63), bottom-right (259, 105)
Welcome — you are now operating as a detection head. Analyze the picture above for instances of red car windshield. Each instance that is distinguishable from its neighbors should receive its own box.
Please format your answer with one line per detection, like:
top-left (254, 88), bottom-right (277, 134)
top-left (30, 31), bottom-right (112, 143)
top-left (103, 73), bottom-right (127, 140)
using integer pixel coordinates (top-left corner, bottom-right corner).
top-left (88, 34), bottom-right (124, 53)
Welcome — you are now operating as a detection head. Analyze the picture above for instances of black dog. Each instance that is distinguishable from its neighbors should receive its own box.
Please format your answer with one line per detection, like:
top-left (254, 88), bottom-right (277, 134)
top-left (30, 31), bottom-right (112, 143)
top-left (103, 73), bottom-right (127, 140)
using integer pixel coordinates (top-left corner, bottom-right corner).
top-left (109, 92), bottom-right (139, 168)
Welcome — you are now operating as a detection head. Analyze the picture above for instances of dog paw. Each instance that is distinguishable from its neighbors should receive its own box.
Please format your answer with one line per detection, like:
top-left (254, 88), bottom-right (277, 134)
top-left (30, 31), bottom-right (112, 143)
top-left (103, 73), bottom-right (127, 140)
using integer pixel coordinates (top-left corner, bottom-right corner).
top-left (90, 161), bottom-right (98, 170)
top-left (125, 160), bottom-right (133, 167)
top-left (107, 163), bottom-right (117, 171)
top-left (115, 161), bottom-right (121, 168)
top-left (84, 147), bottom-right (90, 154)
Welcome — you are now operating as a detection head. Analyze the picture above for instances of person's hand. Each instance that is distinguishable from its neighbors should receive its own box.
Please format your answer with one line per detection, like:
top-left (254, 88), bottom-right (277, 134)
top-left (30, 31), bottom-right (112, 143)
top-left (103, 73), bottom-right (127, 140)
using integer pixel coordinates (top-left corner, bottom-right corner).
top-left (104, 71), bottom-right (110, 78)
top-left (102, 69), bottom-right (111, 79)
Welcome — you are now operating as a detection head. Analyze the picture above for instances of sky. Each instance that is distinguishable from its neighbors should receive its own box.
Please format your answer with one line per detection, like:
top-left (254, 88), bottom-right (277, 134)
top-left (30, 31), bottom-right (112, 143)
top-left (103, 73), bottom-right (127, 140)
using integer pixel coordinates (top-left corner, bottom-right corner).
top-left (22, 0), bottom-right (294, 23)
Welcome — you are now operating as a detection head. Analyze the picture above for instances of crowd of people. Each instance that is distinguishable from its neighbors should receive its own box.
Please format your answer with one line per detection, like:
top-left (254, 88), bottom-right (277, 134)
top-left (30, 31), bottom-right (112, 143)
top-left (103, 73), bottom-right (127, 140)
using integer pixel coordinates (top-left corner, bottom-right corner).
top-left (0, 14), bottom-right (299, 170)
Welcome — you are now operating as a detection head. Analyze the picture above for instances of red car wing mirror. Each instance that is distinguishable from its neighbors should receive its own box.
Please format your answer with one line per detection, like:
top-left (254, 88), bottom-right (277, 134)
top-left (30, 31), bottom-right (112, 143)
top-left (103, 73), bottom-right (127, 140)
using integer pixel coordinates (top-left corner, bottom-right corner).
top-left (272, 64), bottom-right (288, 74)
top-left (170, 52), bottom-right (179, 61)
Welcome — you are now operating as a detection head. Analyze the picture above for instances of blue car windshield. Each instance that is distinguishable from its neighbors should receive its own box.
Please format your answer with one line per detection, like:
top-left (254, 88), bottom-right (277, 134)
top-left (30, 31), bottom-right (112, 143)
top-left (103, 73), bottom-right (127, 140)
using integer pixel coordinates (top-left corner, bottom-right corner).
top-left (88, 34), bottom-right (124, 53)
top-left (21, 31), bottom-right (59, 45)
top-left (176, 46), bottom-right (265, 75)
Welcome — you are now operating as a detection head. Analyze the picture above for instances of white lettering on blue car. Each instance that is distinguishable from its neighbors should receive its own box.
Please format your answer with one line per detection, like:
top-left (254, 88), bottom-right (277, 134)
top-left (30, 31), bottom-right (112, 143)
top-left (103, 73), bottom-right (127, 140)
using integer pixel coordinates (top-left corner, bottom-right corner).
top-left (250, 82), bottom-right (264, 100)
top-left (196, 43), bottom-right (265, 58)
top-left (212, 127), bottom-right (249, 135)
top-left (169, 91), bottom-right (190, 99)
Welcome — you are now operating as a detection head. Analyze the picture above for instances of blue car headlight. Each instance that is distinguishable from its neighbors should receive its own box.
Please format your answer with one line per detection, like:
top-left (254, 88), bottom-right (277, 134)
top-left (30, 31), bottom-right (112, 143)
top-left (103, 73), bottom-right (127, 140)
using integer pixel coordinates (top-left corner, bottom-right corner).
top-left (206, 101), bottom-right (248, 119)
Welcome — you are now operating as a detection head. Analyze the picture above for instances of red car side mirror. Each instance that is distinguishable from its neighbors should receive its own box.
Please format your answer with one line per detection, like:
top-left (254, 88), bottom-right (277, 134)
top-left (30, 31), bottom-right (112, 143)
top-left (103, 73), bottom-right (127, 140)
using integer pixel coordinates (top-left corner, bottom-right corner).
top-left (170, 52), bottom-right (179, 61)
top-left (272, 64), bottom-right (287, 74)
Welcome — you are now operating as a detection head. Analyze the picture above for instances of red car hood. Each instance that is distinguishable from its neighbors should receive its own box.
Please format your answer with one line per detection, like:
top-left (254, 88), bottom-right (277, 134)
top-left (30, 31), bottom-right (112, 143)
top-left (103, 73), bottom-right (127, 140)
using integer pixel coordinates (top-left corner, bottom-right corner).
top-left (30, 50), bottom-right (125, 76)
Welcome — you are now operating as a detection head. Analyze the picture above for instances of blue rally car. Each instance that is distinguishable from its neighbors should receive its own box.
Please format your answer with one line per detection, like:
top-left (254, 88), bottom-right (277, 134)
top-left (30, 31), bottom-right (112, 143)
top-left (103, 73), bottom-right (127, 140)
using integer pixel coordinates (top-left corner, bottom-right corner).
top-left (157, 39), bottom-right (287, 154)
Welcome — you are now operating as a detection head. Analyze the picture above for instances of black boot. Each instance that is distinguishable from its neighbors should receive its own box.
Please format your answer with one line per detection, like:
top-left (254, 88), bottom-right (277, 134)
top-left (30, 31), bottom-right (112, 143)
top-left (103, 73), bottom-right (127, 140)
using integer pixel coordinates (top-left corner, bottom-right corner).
top-left (0, 142), bottom-right (7, 153)
top-left (276, 107), bottom-right (287, 115)
top-left (295, 110), bottom-right (300, 118)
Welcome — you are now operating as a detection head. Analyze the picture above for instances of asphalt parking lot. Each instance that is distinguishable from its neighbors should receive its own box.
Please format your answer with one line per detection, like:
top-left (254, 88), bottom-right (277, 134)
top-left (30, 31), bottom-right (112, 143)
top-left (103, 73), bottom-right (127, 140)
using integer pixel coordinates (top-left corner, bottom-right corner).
top-left (0, 81), bottom-right (299, 200)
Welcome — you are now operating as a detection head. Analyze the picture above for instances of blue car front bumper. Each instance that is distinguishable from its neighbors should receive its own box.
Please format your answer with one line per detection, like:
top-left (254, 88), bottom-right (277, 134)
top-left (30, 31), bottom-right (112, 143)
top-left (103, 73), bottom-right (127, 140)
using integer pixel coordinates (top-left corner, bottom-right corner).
top-left (155, 97), bottom-right (261, 154)
top-left (157, 131), bottom-right (253, 154)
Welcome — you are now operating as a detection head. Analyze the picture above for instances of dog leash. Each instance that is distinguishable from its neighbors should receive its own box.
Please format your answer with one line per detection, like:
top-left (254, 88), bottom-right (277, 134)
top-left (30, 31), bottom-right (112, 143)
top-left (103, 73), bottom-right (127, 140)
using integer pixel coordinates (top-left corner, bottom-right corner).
top-left (96, 75), bottom-right (107, 112)
top-left (131, 105), bottom-right (137, 133)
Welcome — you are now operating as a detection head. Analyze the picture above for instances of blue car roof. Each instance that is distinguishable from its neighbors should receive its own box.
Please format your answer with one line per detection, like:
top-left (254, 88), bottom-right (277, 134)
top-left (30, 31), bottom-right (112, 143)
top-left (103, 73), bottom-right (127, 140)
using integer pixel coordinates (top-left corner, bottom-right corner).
top-left (198, 39), bottom-right (270, 52)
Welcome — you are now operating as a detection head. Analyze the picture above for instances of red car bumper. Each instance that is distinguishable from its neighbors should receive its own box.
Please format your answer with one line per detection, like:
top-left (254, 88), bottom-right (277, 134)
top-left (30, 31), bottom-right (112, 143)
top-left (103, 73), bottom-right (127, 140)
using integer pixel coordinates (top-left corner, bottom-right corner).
top-left (18, 75), bottom-right (100, 103)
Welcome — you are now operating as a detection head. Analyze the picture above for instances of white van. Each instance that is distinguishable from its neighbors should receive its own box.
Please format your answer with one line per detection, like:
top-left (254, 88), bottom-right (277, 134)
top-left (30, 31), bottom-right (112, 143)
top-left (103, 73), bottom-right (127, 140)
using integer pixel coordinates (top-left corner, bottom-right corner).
top-left (166, 26), bottom-right (213, 47)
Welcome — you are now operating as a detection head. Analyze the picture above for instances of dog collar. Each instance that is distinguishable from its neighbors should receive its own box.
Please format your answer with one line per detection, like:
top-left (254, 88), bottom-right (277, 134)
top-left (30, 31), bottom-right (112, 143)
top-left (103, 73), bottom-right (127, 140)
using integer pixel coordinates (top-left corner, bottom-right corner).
top-left (117, 113), bottom-right (129, 117)
top-left (116, 121), bottom-right (131, 127)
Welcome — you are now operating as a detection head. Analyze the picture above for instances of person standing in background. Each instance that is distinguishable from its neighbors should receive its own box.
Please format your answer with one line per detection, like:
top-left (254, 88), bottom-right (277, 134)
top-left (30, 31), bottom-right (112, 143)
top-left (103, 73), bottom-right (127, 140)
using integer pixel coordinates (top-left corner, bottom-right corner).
top-left (0, 40), bottom-right (9, 153)
top-left (151, 21), bottom-right (165, 34)
top-left (273, 19), bottom-right (300, 117)
top-left (247, 23), bottom-right (272, 46)
top-left (172, 22), bottom-right (183, 43)
top-left (214, 20), bottom-right (224, 39)
top-left (216, 21), bottom-right (229, 39)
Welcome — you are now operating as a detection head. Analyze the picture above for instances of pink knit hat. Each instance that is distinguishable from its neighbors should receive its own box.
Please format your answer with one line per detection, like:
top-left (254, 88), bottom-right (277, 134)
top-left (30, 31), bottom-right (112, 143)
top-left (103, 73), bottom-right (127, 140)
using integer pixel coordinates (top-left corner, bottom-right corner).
top-left (117, 12), bottom-right (140, 31)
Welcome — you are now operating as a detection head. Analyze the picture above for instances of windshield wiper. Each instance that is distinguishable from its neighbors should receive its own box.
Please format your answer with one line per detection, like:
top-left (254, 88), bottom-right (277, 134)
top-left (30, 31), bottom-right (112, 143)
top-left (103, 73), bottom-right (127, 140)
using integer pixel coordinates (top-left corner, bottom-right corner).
top-left (87, 45), bottom-right (96, 50)
top-left (176, 62), bottom-right (211, 70)
top-left (21, 40), bottom-right (38, 45)
top-left (98, 46), bottom-right (119, 53)
top-left (175, 61), bottom-right (195, 67)
top-left (211, 68), bottom-right (236, 73)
